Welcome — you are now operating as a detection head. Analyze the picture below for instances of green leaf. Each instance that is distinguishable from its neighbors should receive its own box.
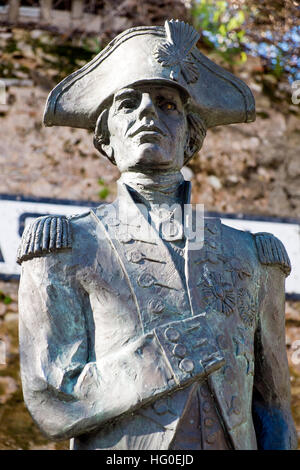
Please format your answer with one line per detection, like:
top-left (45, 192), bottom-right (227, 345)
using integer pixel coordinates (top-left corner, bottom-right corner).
top-left (237, 10), bottom-right (245, 24)
top-left (213, 10), bottom-right (221, 23)
top-left (218, 24), bottom-right (227, 36)
top-left (98, 188), bottom-right (109, 200)
top-left (239, 51), bottom-right (247, 64)
top-left (216, 1), bottom-right (227, 13)
top-left (227, 17), bottom-right (239, 31)
top-left (237, 30), bottom-right (246, 40)
top-left (272, 56), bottom-right (284, 78)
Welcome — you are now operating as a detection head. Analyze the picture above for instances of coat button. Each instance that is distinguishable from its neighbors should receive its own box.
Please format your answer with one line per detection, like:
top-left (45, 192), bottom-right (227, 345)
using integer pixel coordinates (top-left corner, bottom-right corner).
top-left (118, 232), bottom-right (132, 243)
top-left (204, 417), bottom-right (214, 427)
top-left (164, 327), bottom-right (180, 342)
top-left (148, 297), bottom-right (165, 314)
top-left (173, 343), bottom-right (187, 358)
top-left (127, 250), bottom-right (143, 263)
top-left (202, 401), bottom-right (211, 412)
top-left (153, 399), bottom-right (168, 415)
top-left (179, 358), bottom-right (194, 373)
top-left (138, 272), bottom-right (156, 288)
top-left (206, 432), bottom-right (216, 444)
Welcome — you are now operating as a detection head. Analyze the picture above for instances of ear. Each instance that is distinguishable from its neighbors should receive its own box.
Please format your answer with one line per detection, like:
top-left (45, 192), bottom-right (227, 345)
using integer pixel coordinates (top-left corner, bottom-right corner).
top-left (93, 109), bottom-right (116, 164)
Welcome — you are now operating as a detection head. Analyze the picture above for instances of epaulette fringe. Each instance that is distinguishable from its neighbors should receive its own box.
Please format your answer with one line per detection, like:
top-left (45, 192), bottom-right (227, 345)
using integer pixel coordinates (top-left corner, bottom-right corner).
top-left (17, 215), bottom-right (72, 264)
top-left (254, 232), bottom-right (291, 276)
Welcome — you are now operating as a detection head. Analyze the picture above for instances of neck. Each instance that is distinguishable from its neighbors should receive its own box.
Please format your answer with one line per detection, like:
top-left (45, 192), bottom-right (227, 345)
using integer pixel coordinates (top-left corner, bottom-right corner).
top-left (119, 170), bottom-right (184, 207)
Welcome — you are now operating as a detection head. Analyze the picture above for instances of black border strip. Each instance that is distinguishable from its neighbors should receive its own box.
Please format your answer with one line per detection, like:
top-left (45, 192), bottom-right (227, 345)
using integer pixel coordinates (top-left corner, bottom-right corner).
top-left (0, 193), bottom-right (300, 300)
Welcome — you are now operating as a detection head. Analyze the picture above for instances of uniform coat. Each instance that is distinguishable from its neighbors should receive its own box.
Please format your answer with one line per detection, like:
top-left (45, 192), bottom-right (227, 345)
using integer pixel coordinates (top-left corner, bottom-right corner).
top-left (18, 180), bottom-right (297, 450)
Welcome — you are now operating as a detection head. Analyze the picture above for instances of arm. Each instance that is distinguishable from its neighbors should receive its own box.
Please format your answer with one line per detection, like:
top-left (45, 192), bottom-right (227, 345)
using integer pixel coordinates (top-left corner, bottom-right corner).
top-left (252, 260), bottom-right (297, 449)
top-left (19, 247), bottom-right (224, 441)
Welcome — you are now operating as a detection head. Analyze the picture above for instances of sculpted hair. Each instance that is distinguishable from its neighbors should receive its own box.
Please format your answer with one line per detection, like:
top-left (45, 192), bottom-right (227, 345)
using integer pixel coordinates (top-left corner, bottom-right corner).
top-left (184, 111), bottom-right (207, 163)
top-left (93, 104), bottom-right (207, 165)
top-left (93, 108), bottom-right (114, 162)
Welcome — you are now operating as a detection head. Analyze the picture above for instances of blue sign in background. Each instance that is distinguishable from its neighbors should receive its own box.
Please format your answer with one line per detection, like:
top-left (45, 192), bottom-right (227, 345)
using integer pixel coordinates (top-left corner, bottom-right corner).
top-left (1, 193), bottom-right (299, 299)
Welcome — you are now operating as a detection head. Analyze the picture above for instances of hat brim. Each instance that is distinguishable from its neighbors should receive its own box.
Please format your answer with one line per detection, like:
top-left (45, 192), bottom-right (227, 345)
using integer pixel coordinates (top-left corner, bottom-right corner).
top-left (43, 24), bottom-right (255, 130)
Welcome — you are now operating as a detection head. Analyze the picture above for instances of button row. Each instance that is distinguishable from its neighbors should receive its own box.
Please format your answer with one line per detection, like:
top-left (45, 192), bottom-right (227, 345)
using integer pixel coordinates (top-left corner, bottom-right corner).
top-left (164, 327), bottom-right (195, 373)
top-left (200, 384), bottom-right (217, 445)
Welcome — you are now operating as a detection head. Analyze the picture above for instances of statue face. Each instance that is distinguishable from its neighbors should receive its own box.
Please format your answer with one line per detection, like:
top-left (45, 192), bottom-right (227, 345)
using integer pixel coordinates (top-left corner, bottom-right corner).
top-left (106, 84), bottom-right (188, 173)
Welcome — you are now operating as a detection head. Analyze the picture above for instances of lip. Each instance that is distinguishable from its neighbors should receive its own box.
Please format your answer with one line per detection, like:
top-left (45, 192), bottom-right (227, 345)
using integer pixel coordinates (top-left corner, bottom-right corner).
top-left (137, 131), bottom-right (164, 144)
top-left (129, 125), bottom-right (166, 138)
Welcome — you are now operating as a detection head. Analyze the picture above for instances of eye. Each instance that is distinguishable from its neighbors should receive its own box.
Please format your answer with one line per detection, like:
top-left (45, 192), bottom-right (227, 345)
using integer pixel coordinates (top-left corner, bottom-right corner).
top-left (118, 99), bottom-right (138, 111)
top-left (157, 98), bottom-right (178, 112)
top-left (165, 102), bottom-right (176, 110)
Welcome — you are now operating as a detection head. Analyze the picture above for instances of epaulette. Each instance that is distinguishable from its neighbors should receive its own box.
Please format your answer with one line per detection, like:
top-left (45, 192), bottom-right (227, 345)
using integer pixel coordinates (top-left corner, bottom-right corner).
top-left (17, 215), bottom-right (72, 265)
top-left (254, 232), bottom-right (291, 276)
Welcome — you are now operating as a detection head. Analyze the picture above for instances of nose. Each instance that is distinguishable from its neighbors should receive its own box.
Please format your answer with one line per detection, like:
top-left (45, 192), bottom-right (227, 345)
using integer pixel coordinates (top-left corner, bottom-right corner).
top-left (138, 93), bottom-right (158, 120)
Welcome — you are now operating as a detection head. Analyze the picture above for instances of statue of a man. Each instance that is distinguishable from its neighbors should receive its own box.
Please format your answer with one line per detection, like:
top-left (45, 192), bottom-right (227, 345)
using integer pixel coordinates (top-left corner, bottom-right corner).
top-left (17, 20), bottom-right (297, 450)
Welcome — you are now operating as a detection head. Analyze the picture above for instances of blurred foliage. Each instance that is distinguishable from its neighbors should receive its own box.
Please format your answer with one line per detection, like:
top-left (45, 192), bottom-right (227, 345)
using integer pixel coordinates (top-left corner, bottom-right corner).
top-left (0, 291), bottom-right (12, 305)
top-left (27, 34), bottom-right (102, 83)
top-left (98, 178), bottom-right (110, 200)
top-left (0, 1), bottom-right (299, 93)
top-left (191, 0), bottom-right (300, 82)
top-left (192, 0), bottom-right (248, 65)
top-left (0, 28), bottom-right (103, 83)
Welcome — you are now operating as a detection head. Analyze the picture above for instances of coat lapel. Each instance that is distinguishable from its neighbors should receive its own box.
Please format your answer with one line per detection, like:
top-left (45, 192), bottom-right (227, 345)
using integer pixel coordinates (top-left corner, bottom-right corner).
top-left (91, 181), bottom-right (192, 333)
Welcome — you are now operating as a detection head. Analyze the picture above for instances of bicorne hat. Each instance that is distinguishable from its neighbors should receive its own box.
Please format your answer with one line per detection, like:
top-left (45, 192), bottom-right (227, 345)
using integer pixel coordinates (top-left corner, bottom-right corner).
top-left (43, 19), bottom-right (255, 130)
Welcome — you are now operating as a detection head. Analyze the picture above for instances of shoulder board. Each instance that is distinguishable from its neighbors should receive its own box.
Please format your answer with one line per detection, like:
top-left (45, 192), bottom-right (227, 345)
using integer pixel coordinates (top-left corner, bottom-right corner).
top-left (68, 210), bottom-right (91, 221)
top-left (254, 232), bottom-right (291, 276)
top-left (17, 215), bottom-right (72, 265)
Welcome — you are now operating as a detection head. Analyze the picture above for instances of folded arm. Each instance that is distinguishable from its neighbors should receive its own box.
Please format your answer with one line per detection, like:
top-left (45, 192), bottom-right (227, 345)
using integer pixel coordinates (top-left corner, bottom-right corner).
top-left (19, 252), bottom-right (223, 440)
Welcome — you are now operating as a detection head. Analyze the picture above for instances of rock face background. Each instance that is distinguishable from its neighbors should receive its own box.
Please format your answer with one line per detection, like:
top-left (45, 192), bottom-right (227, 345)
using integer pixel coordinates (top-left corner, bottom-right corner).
top-left (0, 4), bottom-right (300, 449)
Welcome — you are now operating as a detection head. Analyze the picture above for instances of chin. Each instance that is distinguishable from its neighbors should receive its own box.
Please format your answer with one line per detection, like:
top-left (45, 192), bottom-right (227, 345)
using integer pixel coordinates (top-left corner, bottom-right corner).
top-left (136, 145), bottom-right (175, 167)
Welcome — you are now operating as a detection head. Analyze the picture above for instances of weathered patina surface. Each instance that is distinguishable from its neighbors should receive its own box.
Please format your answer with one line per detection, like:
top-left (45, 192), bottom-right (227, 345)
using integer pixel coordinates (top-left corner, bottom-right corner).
top-left (18, 20), bottom-right (297, 450)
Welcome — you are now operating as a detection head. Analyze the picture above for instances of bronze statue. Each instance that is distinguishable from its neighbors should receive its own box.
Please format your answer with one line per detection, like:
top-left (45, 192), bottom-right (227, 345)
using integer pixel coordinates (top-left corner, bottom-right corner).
top-left (17, 20), bottom-right (297, 450)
